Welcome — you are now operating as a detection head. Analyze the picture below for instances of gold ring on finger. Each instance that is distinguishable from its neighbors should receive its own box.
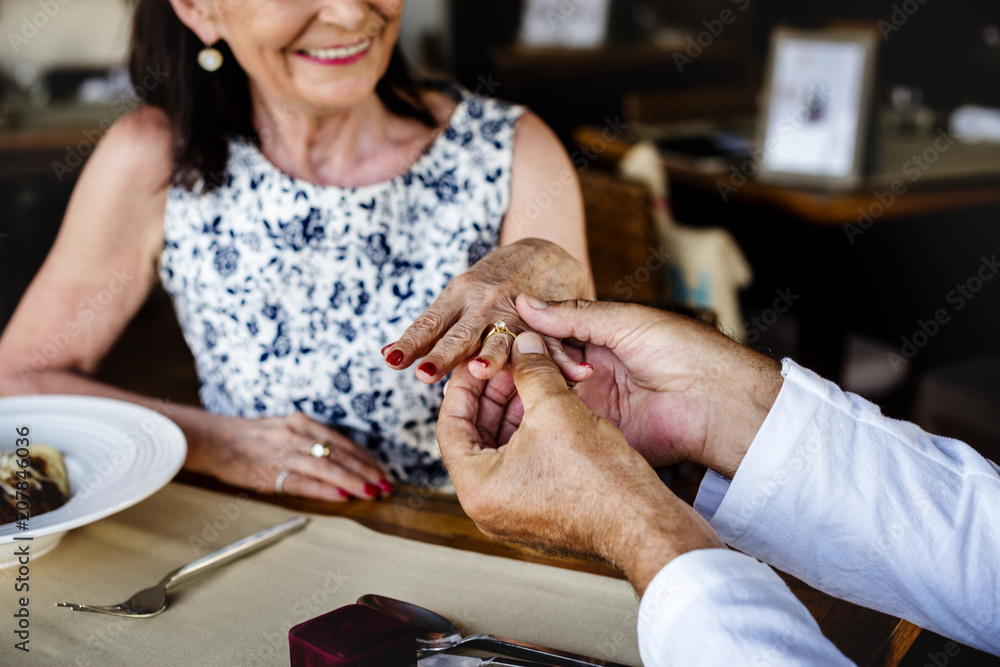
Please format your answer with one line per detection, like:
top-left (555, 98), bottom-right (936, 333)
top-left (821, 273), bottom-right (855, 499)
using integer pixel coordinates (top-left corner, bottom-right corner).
top-left (309, 441), bottom-right (331, 458)
top-left (483, 320), bottom-right (516, 346)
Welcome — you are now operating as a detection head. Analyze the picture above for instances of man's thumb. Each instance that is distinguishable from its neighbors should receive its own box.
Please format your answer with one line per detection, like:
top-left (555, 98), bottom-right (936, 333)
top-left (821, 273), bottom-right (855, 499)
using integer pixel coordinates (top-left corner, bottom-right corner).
top-left (516, 294), bottom-right (639, 349)
top-left (511, 332), bottom-right (571, 412)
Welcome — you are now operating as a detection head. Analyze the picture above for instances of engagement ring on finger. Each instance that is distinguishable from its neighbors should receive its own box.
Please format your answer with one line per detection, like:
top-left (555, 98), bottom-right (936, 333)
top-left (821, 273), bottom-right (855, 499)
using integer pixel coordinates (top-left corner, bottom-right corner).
top-left (483, 320), bottom-right (516, 345)
top-left (309, 441), bottom-right (331, 458)
top-left (274, 469), bottom-right (291, 496)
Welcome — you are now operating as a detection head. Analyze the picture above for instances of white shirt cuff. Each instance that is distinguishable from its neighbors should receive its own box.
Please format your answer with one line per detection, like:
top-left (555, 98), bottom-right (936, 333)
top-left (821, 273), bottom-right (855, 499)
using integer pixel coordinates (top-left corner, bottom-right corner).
top-left (693, 358), bottom-right (821, 545)
top-left (637, 549), bottom-right (852, 666)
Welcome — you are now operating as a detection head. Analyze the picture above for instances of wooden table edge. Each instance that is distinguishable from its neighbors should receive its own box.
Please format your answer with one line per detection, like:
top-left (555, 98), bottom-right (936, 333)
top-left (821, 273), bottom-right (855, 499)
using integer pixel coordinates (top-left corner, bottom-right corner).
top-left (174, 473), bottom-right (920, 666)
top-left (571, 125), bottom-right (1000, 226)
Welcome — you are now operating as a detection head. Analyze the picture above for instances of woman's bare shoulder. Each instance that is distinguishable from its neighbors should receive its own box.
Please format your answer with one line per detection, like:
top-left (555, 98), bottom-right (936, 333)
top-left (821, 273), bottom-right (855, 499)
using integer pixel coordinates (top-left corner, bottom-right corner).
top-left (63, 105), bottom-right (174, 261)
top-left (511, 111), bottom-right (571, 173)
top-left (97, 105), bottom-right (174, 192)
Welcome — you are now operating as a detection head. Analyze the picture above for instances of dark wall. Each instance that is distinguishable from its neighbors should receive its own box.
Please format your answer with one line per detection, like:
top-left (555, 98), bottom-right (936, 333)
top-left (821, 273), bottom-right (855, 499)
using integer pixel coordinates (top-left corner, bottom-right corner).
top-left (755, 0), bottom-right (1000, 108)
top-left (453, 0), bottom-right (1000, 124)
top-left (0, 177), bottom-right (75, 330)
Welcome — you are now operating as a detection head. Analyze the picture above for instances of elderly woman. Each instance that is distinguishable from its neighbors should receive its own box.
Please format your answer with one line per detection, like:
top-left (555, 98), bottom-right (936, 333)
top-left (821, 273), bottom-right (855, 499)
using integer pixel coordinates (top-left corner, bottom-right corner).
top-left (0, 0), bottom-right (593, 501)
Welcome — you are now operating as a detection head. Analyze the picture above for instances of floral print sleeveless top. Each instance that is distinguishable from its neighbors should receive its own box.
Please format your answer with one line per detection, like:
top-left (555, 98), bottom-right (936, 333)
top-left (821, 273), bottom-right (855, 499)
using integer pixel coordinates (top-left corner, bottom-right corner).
top-left (158, 86), bottom-right (525, 487)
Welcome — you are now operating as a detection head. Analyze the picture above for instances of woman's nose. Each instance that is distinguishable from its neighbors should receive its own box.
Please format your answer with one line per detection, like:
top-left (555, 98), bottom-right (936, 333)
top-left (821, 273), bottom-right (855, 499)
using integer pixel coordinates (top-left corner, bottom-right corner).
top-left (317, 0), bottom-right (368, 31)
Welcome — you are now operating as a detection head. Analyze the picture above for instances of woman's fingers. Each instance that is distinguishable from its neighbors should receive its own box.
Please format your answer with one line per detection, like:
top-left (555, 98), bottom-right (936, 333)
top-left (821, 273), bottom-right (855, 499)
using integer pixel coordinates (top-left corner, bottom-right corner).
top-left (468, 323), bottom-right (518, 381)
top-left (318, 432), bottom-right (387, 485)
top-left (410, 315), bottom-right (500, 383)
top-left (276, 413), bottom-right (393, 498)
top-left (545, 336), bottom-right (594, 384)
top-left (330, 447), bottom-right (394, 494)
top-left (382, 300), bottom-right (461, 372)
top-left (471, 333), bottom-right (593, 384)
top-left (287, 413), bottom-right (390, 486)
top-left (293, 454), bottom-right (384, 500)
top-left (204, 414), bottom-right (394, 502)
top-left (278, 471), bottom-right (351, 503)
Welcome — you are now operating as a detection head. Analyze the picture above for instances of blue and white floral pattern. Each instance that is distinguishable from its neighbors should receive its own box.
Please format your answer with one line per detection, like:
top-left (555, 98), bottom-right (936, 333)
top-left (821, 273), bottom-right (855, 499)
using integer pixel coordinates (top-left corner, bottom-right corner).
top-left (159, 87), bottom-right (525, 487)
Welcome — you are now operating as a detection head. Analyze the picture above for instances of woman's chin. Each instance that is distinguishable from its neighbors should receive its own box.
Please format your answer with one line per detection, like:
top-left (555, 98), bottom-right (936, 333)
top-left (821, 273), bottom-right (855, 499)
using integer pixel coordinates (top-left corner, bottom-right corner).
top-left (279, 79), bottom-right (374, 112)
top-left (287, 69), bottom-right (383, 109)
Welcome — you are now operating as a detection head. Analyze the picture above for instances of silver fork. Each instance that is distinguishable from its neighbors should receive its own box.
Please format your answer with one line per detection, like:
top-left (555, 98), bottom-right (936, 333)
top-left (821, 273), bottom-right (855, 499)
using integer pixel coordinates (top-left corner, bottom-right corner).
top-left (56, 516), bottom-right (309, 617)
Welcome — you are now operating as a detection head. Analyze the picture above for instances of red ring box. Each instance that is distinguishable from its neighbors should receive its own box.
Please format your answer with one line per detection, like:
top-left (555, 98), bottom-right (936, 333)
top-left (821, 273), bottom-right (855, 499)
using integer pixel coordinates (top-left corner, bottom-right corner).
top-left (288, 603), bottom-right (417, 666)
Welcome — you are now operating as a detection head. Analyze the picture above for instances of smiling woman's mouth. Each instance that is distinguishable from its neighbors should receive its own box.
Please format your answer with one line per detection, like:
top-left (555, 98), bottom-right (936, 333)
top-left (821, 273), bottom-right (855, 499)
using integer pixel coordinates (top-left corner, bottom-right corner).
top-left (294, 39), bottom-right (373, 65)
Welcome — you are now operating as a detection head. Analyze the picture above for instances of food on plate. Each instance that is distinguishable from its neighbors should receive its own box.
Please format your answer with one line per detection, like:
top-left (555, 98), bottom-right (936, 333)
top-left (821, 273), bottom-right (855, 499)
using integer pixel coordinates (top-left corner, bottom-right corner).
top-left (0, 444), bottom-right (70, 525)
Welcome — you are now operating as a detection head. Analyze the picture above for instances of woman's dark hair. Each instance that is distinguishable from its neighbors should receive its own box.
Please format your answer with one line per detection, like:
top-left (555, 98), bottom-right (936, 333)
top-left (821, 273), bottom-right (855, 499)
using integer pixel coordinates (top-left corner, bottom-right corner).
top-left (128, 0), bottom-right (436, 192)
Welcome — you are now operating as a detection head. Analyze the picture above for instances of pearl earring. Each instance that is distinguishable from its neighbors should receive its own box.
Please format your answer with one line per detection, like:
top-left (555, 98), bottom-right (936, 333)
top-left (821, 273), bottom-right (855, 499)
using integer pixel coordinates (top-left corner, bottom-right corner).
top-left (198, 44), bottom-right (223, 72)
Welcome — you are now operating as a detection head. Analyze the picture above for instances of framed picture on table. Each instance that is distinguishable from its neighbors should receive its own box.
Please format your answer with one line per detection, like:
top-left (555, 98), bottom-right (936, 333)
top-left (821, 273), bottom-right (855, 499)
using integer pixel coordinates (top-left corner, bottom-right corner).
top-left (519, 0), bottom-right (612, 48)
top-left (756, 27), bottom-right (880, 191)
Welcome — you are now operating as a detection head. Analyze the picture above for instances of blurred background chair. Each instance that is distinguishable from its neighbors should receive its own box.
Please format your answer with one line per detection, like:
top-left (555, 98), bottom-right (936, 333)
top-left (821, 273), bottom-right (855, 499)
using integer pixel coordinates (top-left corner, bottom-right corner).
top-left (580, 168), bottom-right (664, 304)
top-left (619, 142), bottom-right (752, 340)
top-left (915, 355), bottom-right (1000, 464)
top-left (580, 167), bottom-right (718, 329)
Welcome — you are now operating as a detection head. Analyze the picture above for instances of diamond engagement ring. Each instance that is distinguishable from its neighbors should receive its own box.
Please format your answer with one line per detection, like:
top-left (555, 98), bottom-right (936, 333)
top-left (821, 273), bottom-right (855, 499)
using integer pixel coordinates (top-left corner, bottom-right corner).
top-left (309, 442), bottom-right (331, 458)
top-left (483, 320), bottom-right (516, 345)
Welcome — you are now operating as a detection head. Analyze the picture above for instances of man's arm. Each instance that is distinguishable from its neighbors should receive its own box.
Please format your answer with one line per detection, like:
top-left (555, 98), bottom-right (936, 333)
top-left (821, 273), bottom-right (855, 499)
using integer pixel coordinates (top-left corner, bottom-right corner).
top-left (437, 332), bottom-right (854, 666)
top-left (638, 550), bottom-right (854, 666)
top-left (515, 297), bottom-right (1000, 656)
top-left (695, 359), bottom-right (1000, 655)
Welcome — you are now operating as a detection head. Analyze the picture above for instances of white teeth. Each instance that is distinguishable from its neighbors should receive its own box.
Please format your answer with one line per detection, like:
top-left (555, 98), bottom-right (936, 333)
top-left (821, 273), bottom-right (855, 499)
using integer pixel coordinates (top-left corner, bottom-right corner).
top-left (303, 40), bottom-right (371, 60)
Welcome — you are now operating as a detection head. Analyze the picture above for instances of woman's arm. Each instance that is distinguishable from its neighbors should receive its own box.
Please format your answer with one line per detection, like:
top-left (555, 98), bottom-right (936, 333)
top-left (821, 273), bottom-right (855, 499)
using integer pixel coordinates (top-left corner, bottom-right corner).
top-left (502, 112), bottom-right (595, 299)
top-left (0, 107), bottom-right (388, 501)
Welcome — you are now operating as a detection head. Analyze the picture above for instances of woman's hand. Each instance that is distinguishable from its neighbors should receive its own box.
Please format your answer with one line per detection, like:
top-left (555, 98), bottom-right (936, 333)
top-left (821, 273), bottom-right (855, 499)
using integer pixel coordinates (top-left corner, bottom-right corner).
top-left (437, 331), bottom-right (724, 595)
top-left (185, 411), bottom-right (393, 502)
top-left (381, 238), bottom-right (594, 385)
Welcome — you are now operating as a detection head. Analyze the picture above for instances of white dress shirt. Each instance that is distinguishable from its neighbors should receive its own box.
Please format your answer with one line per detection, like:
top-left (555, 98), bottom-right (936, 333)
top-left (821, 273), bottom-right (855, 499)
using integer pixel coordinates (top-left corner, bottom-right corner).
top-left (637, 359), bottom-right (1000, 666)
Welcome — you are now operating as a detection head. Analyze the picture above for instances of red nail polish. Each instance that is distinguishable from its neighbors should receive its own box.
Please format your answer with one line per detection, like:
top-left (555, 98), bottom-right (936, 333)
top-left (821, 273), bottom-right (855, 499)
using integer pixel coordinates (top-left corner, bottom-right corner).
top-left (378, 480), bottom-right (394, 493)
top-left (580, 363), bottom-right (594, 370)
top-left (387, 350), bottom-right (404, 366)
top-left (419, 362), bottom-right (437, 376)
top-left (338, 489), bottom-right (350, 499)
top-left (364, 483), bottom-right (379, 497)
top-left (381, 344), bottom-right (392, 356)
top-left (474, 358), bottom-right (490, 368)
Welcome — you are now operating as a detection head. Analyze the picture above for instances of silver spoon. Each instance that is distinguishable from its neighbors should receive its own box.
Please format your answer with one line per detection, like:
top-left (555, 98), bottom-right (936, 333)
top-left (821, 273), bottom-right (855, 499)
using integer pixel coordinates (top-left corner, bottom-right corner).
top-left (357, 594), bottom-right (630, 667)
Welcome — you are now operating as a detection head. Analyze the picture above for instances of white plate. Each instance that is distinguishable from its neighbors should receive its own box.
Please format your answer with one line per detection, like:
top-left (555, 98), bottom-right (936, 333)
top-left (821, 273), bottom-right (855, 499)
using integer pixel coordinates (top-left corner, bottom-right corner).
top-left (0, 395), bottom-right (186, 567)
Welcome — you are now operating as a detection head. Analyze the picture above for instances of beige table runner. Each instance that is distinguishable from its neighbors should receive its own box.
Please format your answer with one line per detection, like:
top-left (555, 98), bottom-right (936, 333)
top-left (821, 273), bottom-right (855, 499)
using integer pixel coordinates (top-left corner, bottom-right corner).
top-left (0, 483), bottom-right (642, 666)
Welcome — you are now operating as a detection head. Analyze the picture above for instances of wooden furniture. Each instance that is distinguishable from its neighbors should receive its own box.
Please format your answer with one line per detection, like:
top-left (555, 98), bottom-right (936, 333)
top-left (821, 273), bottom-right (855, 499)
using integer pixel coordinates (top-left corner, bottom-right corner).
top-left (0, 103), bottom-right (117, 178)
top-left (623, 86), bottom-right (759, 127)
top-left (572, 125), bottom-right (1000, 226)
top-left (580, 168), bottom-right (666, 304)
top-left (579, 168), bottom-right (718, 328)
top-left (572, 124), bottom-right (1000, 383)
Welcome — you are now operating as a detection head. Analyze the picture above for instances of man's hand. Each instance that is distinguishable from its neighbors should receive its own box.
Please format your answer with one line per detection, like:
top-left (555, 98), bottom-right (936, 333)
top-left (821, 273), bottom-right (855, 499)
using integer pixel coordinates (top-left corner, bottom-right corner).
top-left (516, 296), bottom-right (784, 479)
top-left (437, 331), bottom-right (724, 595)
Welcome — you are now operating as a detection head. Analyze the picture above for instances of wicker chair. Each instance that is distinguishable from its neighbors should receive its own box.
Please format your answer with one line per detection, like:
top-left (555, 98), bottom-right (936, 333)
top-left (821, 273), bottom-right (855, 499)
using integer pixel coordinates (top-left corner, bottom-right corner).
top-left (580, 169), bottom-right (666, 304)
top-left (580, 168), bottom-right (716, 327)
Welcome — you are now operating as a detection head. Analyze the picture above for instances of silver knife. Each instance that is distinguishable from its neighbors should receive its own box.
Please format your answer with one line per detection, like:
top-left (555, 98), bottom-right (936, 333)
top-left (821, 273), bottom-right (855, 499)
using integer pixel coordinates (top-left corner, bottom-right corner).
top-left (418, 654), bottom-right (553, 667)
